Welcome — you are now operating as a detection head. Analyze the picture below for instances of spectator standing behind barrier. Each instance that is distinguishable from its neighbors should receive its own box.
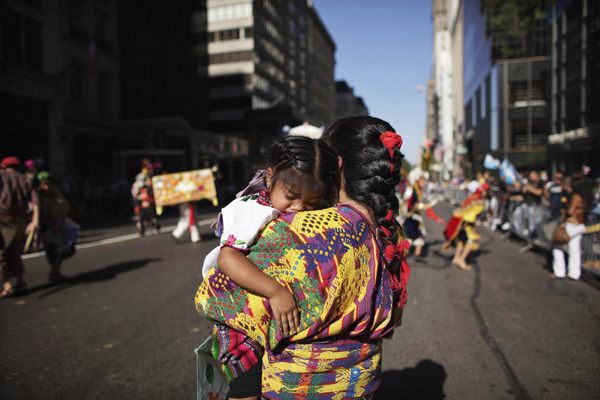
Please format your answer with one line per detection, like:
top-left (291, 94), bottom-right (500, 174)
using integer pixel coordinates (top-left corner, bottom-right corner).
top-left (551, 191), bottom-right (600, 280)
top-left (545, 172), bottom-right (568, 221)
top-left (513, 171), bottom-right (543, 237)
top-left (0, 157), bottom-right (39, 298)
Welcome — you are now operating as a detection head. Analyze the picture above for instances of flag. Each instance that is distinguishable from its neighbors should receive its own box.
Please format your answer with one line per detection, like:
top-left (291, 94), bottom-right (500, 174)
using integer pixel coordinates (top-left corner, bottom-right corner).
top-left (499, 159), bottom-right (521, 186)
top-left (483, 154), bottom-right (501, 170)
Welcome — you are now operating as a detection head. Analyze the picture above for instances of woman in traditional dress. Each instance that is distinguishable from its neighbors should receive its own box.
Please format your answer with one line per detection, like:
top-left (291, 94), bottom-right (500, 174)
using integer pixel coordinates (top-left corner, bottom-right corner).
top-left (195, 116), bottom-right (410, 399)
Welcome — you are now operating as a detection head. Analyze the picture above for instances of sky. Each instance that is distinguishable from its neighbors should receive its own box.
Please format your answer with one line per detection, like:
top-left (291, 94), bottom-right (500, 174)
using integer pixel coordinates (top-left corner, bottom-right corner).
top-left (312, 0), bottom-right (433, 165)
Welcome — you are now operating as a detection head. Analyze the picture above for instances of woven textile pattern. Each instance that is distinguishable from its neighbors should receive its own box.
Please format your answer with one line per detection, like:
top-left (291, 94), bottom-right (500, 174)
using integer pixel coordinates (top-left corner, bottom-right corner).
top-left (195, 206), bottom-right (407, 398)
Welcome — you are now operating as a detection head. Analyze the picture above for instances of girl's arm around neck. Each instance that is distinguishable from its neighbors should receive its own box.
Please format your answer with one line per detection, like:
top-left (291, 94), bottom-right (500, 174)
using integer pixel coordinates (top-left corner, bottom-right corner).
top-left (217, 247), bottom-right (299, 334)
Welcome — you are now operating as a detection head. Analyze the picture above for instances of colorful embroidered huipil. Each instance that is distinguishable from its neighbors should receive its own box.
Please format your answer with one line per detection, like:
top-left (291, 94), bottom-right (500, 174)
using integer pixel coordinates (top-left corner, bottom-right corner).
top-left (195, 206), bottom-right (408, 399)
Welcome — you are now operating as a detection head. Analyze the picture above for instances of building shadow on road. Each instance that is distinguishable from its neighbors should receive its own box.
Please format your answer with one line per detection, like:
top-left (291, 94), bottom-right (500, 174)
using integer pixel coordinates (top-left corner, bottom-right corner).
top-left (29, 258), bottom-right (162, 298)
top-left (376, 359), bottom-right (447, 400)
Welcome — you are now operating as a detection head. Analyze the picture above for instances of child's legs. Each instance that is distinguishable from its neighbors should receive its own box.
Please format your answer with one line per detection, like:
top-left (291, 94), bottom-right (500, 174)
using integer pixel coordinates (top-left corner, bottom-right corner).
top-left (228, 359), bottom-right (262, 400)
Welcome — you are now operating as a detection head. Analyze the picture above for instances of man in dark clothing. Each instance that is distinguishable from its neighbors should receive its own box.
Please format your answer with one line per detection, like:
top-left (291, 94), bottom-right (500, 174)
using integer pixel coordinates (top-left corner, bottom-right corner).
top-left (545, 172), bottom-right (568, 220)
top-left (0, 157), bottom-right (39, 297)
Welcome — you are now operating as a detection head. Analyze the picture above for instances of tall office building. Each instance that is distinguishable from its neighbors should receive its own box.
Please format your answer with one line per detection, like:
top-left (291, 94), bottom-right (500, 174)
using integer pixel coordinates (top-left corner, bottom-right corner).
top-left (547, 0), bottom-right (600, 175)
top-left (432, 0), bottom-right (454, 179)
top-left (448, 0), bottom-right (465, 176)
top-left (202, 0), bottom-right (336, 152)
top-left (461, 0), bottom-right (551, 174)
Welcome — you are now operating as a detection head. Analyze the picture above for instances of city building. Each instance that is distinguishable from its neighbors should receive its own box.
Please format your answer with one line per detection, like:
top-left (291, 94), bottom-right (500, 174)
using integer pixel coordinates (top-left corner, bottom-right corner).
top-left (1, 0), bottom-right (122, 180)
top-left (461, 0), bottom-right (551, 175)
top-left (335, 80), bottom-right (369, 118)
top-left (201, 0), bottom-right (336, 156)
top-left (117, 2), bottom-right (249, 184)
top-left (547, 0), bottom-right (600, 176)
top-left (432, 0), bottom-right (455, 179)
top-left (448, 0), bottom-right (465, 176)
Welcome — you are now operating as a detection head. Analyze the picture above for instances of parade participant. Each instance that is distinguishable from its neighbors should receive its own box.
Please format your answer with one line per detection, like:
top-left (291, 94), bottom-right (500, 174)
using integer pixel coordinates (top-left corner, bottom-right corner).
top-left (0, 157), bottom-right (38, 297)
top-left (136, 175), bottom-right (159, 236)
top-left (200, 135), bottom-right (338, 399)
top-left (172, 202), bottom-right (201, 243)
top-left (442, 183), bottom-right (489, 271)
top-left (196, 116), bottom-right (410, 399)
top-left (402, 175), bottom-right (428, 261)
top-left (37, 172), bottom-right (78, 284)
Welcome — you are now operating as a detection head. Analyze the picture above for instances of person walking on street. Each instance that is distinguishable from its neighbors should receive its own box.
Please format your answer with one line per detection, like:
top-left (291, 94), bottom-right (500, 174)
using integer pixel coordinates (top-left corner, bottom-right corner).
top-left (37, 172), bottom-right (78, 284)
top-left (0, 157), bottom-right (39, 298)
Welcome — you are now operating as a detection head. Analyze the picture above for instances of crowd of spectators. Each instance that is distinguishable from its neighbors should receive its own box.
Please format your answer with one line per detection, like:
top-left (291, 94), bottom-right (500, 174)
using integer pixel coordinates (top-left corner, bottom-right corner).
top-left (446, 167), bottom-right (600, 276)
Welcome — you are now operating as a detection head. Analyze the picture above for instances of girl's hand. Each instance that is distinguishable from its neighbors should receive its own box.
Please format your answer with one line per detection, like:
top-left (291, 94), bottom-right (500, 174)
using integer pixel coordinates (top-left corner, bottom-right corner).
top-left (269, 286), bottom-right (300, 336)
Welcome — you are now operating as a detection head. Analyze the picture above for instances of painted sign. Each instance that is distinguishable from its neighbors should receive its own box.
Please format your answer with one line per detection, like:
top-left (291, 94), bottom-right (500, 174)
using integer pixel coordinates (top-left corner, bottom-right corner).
top-left (152, 168), bottom-right (218, 207)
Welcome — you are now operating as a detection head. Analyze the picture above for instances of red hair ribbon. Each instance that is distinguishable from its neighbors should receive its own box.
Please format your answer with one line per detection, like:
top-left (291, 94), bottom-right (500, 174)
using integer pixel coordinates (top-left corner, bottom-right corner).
top-left (381, 225), bottom-right (392, 237)
top-left (380, 131), bottom-right (403, 160)
top-left (385, 209), bottom-right (394, 222)
top-left (384, 239), bottom-right (411, 262)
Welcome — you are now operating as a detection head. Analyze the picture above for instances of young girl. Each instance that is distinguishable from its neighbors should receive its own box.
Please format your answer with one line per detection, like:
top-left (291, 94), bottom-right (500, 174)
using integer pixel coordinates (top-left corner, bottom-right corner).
top-left (201, 135), bottom-right (338, 399)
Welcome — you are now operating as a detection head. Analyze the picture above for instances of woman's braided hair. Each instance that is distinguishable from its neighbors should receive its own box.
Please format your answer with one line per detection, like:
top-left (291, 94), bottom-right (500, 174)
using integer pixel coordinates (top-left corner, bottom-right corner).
top-left (269, 135), bottom-right (338, 202)
top-left (322, 116), bottom-right (404, 272)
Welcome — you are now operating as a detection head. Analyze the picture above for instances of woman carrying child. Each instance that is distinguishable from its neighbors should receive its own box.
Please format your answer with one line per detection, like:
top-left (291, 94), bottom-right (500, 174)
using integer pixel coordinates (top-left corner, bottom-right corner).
top-left (196, 116), bottom-right (410, 399)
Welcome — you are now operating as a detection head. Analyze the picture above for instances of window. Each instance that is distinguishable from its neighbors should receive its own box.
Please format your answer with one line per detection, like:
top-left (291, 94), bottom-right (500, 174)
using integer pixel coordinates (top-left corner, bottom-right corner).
top-left (299, 33), bottom-right (306, 48)
top-left (299, 50), bottom-right (306, 66)
top-left (264, 0), bottom-right (277, 18)
top-left (209, 28), bottom-right (242, 42)
top-left (261, 39), bottom-right (284, 64)
top-left (0, 7), bottom-right (43, 70)
top-left (208, 3), bottom-right (252, 22)
top-left (480, 84), bottom-right (486, 120)
top-left (243, 27), bottom-right (253, 39)
top-left (209, 51), bottom-right (253, 64)
top-left (298, 15), bottom-right (306, 28)
top-left (252, 95), bottom-right (270, 109)
top-left (253, 75), bottom-right (270, 92)
top-left (264, 20), bottom-right (282, 42)
top-left (471, 95), bottom-right (477, 126)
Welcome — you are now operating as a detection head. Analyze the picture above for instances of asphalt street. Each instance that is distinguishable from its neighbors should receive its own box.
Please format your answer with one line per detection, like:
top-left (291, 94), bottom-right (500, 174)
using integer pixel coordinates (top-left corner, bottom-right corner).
top-left (1, 203), bottom-right (599, 400)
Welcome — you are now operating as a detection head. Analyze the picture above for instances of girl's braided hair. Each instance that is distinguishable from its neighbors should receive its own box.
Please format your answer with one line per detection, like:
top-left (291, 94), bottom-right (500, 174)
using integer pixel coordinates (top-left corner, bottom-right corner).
top-left (269, 135), bottom-right (338, 203)
top-left (322, 116), bottom-right (404, 272)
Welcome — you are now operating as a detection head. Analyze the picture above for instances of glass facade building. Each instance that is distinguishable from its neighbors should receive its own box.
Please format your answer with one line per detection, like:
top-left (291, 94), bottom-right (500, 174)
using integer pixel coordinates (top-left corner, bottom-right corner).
top-left (461, 0), bottom-right (551, 173)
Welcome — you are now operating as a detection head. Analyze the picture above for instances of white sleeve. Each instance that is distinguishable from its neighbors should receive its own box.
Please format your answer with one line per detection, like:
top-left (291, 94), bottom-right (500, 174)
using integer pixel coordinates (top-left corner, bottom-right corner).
top-left (565, 223), bottom-right (586, 238)
top-left (219, 197), bottom-right (281, 251)
top-left (202, 246), bottom-right (221, 279)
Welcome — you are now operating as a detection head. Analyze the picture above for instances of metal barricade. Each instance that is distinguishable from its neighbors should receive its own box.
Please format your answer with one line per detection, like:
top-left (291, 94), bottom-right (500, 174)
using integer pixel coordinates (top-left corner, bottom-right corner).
top-left (582, 214), bottom-right (600, 270)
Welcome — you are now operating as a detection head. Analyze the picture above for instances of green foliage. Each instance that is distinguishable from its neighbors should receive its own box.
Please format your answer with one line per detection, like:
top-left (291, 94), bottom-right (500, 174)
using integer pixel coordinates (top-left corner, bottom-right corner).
top-left (482, 0), bottom-right (550, 59)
